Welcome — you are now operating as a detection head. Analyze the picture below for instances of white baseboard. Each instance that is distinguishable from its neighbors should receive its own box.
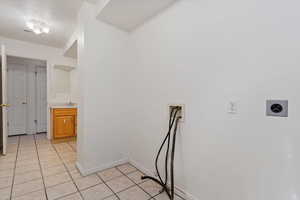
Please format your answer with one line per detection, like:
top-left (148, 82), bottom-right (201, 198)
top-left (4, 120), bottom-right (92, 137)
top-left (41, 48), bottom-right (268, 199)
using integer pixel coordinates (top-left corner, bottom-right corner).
top-left (76, 158), bottom-right (129, 176)
top-left (75, 162), bottom-right (85, 175)
top-left (173, 185), bottom-right (200, 200)
top-left (129, 159), bottom-right (155, 177)
top-left (128, 158), bottom-right (199, 200)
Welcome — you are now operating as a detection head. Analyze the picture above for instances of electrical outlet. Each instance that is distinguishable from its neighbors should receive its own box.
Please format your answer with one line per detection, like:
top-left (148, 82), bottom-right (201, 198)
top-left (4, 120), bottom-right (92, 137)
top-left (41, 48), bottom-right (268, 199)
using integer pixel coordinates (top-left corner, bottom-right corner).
top-left (168, 104), bottom-right (185, 122)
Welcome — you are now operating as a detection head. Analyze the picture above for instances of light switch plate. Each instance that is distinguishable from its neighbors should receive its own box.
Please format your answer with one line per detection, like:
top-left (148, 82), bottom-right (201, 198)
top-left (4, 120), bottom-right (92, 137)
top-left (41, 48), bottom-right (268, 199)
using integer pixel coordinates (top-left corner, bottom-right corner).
top-left (228, 101), bottom-right (237, 114)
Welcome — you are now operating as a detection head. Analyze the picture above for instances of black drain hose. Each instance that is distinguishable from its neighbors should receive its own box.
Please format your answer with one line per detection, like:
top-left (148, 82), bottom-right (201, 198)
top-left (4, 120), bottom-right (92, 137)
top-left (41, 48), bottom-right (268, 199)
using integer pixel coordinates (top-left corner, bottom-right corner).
top-left (156, 108), bottom-right (179, 185)
top-left (142, 107), bottom-right (181, 200)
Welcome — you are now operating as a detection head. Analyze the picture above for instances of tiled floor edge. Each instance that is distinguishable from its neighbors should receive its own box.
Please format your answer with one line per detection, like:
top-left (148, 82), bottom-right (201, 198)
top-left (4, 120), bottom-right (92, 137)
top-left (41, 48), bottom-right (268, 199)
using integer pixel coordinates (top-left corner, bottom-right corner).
top-left (51, 141), bottom-right (83, 200)
top-left (128, 159), bottom-right (154, 178)
top-left (9, 136), bottom-right (20, 200)
top-left (76, 158), bottom-right (129, 177)
top-left (33, 135), bottom-right (49, 200)
top-left (128, 158), bottom-right (196, 200)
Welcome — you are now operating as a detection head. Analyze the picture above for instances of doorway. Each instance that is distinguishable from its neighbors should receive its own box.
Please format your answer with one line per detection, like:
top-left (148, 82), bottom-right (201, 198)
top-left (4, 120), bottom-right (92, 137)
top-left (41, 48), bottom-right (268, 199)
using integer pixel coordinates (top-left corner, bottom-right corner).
top-left (7, 56), bottom-right (47, 136)
top-left (0, 56), bottom-right (3, 152)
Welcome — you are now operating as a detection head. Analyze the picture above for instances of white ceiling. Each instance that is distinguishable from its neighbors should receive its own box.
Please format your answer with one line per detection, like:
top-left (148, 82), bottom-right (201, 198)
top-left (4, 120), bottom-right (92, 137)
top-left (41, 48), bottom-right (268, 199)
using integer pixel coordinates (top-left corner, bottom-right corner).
top-left (0, 0), bottom-right (84, 48)
top-left (97, 0), bottom-right (178, 31)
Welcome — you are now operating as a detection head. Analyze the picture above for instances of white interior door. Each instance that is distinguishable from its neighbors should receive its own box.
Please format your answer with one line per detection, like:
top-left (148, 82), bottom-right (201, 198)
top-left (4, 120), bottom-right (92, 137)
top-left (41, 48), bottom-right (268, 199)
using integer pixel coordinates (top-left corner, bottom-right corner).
top-left (1, 45), bottom-right (8, 155)
top-left (36, 66), bottom-right (47, 133)
top-left (7, 63), bottom-right (27, 136)
top-left (26, 65), bottom-right (36, 134)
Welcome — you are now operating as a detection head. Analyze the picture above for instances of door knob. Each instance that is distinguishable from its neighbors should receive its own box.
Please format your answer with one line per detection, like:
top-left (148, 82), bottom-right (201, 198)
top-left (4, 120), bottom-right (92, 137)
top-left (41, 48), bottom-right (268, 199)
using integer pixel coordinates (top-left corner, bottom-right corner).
top-left (22, 102), bottom-right (27, 104)
top-left (0, 104), bottom-right (10, 107)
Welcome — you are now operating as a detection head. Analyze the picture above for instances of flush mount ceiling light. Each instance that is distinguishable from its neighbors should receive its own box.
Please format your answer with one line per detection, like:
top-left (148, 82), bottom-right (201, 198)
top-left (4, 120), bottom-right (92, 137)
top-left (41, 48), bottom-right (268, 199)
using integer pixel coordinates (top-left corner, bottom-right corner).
top-left (26, 19), bottom-right (50, 35)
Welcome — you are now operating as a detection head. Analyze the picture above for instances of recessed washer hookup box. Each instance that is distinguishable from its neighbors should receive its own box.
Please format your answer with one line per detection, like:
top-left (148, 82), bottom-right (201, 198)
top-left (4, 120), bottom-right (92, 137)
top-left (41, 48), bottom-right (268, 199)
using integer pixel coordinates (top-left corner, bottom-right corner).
top-left (266, 100), bottom-right (288, 117)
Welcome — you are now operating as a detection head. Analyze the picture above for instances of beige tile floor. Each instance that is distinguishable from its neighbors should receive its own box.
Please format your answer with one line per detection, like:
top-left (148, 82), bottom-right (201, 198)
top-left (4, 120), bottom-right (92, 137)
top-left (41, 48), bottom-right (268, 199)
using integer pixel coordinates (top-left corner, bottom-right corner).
top-left (0, 134), bottom-right (184, 200)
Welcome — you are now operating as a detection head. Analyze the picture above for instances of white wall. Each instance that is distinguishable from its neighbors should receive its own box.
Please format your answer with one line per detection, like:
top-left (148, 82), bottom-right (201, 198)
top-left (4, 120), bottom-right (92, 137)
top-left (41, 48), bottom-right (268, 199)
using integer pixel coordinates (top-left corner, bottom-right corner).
top-left (126, 0), bottom-right (300, 200)
top-left (70, 69), bottom-right (80, 103)
top-left (0, 36), bottom-right (76, 67)
top-left (0, 36), bottom-right (76, 101)
top-left (73, 0), bottom-right (300, 199)
top-left (52, 68), bottom-right (71, 102)
top-left (76, 2), bottom-right (131, 173)
top-left (0, 36), bottom-right (76, 139)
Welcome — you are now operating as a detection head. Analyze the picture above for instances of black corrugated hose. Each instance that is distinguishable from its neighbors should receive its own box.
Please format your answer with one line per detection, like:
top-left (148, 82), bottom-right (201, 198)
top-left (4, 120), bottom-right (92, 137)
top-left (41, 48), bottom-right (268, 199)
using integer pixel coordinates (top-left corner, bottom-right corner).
top-left (141, 106), bottom-right (182, 200)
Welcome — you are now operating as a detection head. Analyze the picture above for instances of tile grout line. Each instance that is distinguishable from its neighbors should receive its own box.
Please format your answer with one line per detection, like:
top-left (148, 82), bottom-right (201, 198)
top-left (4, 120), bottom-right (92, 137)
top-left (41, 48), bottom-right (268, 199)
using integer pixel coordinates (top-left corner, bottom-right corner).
top-left (97, 174), bottom-right (124, 183)
top-left (50, 142), bottom-right (84, 200)
top-left (7, 136), bottom-right (50, 198)
top-left (15, 135), bottom-right (183, 200)
top-left (125, 169), bottom-right (148, 185)
top-left (42, 170), bottom-right (69, 179)
top-left (71, 172), bottom-right (135, 197)
top-left (76, 182), bottom-right (103, 194)
top-left (93, 165), bottom-right (155, 199)
top-left (115, 167), bottom-right (154, 200)
top-left (13, 177), bottom-right (43, 187)
top-left (119, 166), bottom-right (183, 200)
top-left (66, 142), bottom-right (76, 153)
top-left (104, 180), bottom-right (138, 197)
top-left (65, 140), bottom-right (90, 200)
top-left (116, 165), bottom-right (185, 200)
top-left (98, 166), bottom-right (152, 199)
top-left (41, 179), bottom-right (71, 190)
top-left (9, 136), bottom-right (20, 200)
top-left (5, 135), bottom-right (81, 200)
top-left (57, 142), bottom-right (150, 199)
top-left (34, 134), bottom-right (49, 200)
top-left (54, 192), bottom-right (79, 200)
top-left (95, 172), bottom-right (121, 200)
top-left (6, 136), bottom-right (183, 200)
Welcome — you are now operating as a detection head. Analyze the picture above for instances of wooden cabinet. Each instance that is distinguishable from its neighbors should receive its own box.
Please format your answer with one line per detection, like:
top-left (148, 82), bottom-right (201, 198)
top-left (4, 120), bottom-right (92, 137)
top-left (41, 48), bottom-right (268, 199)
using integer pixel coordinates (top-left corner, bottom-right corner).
top-left (52, 108), bottom-right (77, 139)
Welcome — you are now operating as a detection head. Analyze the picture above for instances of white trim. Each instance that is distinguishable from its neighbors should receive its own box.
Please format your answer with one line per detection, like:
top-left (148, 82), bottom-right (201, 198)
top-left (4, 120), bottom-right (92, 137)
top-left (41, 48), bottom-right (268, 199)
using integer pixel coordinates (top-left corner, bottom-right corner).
top-left (7, 56), bottom-right (46, 66)
top-left (75, 161), bottom-right (85, 175)
top-left (1, 45), bottom-right (7, 155)
top-left (128, 159), bottom-right (155, 177)
top-left (76, 158), bottom-right (129, 176)
top-left (174, 185), bottom-right (199, 200)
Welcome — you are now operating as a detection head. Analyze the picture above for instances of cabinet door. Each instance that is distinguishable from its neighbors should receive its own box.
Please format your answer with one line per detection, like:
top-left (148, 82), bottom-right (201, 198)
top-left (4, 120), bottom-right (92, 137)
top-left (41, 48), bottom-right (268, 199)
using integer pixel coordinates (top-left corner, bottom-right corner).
top-left (54, 115), bottom-right (75, 139)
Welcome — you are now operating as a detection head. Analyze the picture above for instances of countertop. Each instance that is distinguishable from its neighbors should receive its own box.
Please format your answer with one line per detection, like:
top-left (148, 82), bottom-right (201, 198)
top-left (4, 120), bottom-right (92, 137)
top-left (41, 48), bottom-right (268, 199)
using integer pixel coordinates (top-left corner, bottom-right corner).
top-left (49, 103), bottom-right (77, 109)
